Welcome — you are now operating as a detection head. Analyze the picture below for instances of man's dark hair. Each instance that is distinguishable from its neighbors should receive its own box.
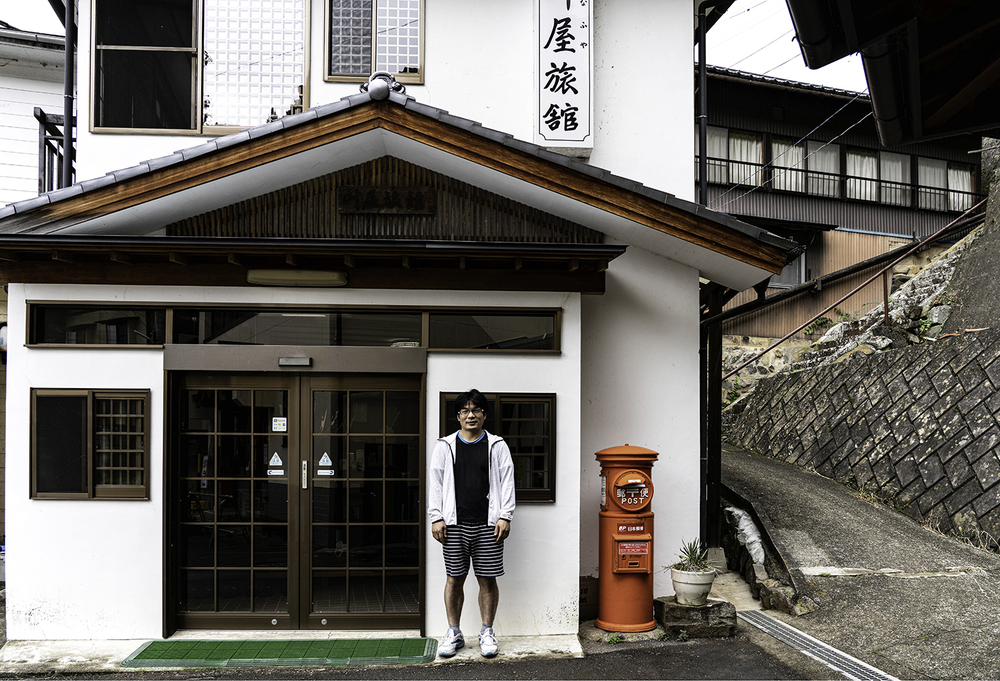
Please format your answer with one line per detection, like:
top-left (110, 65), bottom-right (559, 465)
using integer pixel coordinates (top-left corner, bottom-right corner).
top-left (454, 389), bottom-right (488, 415)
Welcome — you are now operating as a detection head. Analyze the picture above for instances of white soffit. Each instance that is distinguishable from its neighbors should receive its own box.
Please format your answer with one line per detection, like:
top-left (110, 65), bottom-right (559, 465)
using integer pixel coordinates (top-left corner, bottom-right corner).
top-left (52, 128), bottom-right (773, 290)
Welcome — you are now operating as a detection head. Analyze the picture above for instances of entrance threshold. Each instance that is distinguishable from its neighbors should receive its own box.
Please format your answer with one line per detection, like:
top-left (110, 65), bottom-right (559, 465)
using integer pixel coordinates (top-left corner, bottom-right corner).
top-left (169, 628), bottom-right (422, 641)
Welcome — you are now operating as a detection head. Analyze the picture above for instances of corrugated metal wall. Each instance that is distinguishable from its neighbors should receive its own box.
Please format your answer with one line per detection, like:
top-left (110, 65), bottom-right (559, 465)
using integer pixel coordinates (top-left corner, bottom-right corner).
top-left (722, 230), bottom-right (928, 339)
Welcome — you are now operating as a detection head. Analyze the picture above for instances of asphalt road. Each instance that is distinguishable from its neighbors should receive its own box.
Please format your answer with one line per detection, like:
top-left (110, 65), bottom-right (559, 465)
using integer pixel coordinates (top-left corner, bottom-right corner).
top-left (23, 624), bottom-right (836, 681)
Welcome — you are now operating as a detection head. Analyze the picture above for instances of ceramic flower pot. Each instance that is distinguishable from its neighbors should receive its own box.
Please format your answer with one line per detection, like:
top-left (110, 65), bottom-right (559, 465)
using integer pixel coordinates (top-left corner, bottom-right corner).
top-left (671, 567), bottom-right (716, 606)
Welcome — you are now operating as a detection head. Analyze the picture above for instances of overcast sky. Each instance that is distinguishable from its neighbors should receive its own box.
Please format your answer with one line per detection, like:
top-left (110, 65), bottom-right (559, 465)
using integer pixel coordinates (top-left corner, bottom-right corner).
top-left (3, 0), bottom-right (869, 93)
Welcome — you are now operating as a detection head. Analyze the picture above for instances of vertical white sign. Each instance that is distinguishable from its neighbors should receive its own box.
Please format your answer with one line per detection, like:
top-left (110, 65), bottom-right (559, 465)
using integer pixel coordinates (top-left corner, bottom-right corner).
top-left (537, 0), bottom-right (593, 149)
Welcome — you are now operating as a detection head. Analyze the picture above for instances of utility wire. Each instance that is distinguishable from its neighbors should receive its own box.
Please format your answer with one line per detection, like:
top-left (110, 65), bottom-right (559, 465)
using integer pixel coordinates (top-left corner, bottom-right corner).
top-left (706, 88), bottom-right (870, 210)
top-left (728, 29), bottom-right (793, 69)
top-left (712, 110), bottom-right (874, 212)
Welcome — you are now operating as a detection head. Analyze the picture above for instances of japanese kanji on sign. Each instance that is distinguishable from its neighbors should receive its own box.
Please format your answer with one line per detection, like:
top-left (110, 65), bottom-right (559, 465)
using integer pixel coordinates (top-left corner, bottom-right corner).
top-left (537, 0), bottom-right (592, 148)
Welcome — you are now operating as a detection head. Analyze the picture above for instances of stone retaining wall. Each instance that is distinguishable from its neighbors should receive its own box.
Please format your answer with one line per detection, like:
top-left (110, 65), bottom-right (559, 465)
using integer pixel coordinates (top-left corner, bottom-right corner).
top-left (729, 328), bottom-right (1000, 541)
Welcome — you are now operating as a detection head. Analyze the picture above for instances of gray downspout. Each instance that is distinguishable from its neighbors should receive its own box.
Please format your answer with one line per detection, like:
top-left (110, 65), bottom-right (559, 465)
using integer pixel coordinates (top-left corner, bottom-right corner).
top-left (698, 3), bottom-right (708, 207)
top-left (62, 0), bottom-right (75, 189)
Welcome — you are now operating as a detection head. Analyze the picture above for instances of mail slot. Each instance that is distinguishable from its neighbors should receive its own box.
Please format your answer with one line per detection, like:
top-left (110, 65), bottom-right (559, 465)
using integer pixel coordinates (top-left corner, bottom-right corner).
top-left (595, 444), bottom-right (658, 632)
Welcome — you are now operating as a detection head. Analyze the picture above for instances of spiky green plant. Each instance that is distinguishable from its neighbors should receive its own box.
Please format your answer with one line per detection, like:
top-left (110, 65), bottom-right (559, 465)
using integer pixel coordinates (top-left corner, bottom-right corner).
top-left (672, 538), bottom-right (714, 572)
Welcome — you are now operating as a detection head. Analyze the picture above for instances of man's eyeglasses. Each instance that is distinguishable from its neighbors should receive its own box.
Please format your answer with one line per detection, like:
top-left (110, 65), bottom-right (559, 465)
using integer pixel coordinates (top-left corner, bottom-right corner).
top-left (458, 408), bottom-right (484, 417)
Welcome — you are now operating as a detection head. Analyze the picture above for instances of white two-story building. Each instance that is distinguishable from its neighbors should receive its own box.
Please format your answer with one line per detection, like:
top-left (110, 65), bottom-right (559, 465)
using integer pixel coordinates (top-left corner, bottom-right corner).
top-left (0, 0), bottom-right (792, 641)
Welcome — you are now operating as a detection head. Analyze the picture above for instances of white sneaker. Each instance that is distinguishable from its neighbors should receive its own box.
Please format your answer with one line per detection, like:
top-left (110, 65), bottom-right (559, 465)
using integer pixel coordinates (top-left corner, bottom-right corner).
top-left (479, 628), bottom-right (498, 657)
top-left (438, 629), bottom-right (464, 658)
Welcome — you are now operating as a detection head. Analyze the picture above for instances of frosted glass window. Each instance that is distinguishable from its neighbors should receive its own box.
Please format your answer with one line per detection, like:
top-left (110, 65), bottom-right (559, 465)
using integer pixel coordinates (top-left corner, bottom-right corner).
top-left (329, 0), bottom-right (421, 81)
top-left (203, 0), bottom-right (306, 128)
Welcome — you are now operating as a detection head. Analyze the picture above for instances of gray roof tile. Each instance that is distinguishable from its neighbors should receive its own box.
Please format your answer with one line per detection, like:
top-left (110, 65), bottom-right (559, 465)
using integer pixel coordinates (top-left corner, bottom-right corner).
top-left (12, 195), bottom-right (50, 213)
top-left (179, 141), bottom-right (218, 161)
top-left (78, 175), bottom-right (118, 192)
top-left (45, 184), bottom-right (85, 202)
top-left (313, 99), bottom-right (351, 118)
top-left (214, 130), bottom-right (251, 151)
top-left (112, 164), bottom-right (151, 183)
top-left (145, 153), bottom-right (186, 172)
top-left (248, 118), bottom-right (287, 139)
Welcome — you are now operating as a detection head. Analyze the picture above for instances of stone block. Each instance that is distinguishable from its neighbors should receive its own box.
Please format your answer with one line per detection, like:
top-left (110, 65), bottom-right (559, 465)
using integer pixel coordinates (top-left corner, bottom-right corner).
top-left (654, 596), bottom-right (736, 638)
top-left (943, 477), bottom-right (984, 516)
top-left (972, 453), bottom-right (1000, 490)
top-left (918, 456), bottom-right (946, 487)
top-left (944, 452), bottom-right (974, 488)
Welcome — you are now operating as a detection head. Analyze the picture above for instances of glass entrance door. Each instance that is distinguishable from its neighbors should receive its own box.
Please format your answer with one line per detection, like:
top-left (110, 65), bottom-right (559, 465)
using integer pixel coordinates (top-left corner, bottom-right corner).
top-left (173, 374), bottom-right (422, 630)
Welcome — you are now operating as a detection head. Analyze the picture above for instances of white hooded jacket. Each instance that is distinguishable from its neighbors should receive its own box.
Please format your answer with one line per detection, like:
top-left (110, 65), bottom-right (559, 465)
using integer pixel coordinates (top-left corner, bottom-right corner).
top-left (427, 430), bottom-right (516, 527)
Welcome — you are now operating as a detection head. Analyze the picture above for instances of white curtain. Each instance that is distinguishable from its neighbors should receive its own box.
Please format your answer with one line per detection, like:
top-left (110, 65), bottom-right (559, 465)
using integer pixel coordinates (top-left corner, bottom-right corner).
top-left (729, 132), bottom-right (763, 187)
top-left (918, 158), bottom-right (948, 210)
top-left (846, 150), bottom-right (877, 201)
top-left (694, 126), bottom-right (729, 184)
top-left (948, 165), bottom-right (974, 211)
top-left (807, 141), bottom-right (839, 197)
top-left (771, 138), bottom-right (804, 192)
top-left (879, 152), bottom-right (910, 206)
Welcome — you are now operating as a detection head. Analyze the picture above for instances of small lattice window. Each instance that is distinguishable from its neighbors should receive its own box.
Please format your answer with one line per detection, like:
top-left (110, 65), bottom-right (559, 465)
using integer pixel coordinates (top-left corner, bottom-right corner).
top-left (32, 389), bottom-right (151, 499)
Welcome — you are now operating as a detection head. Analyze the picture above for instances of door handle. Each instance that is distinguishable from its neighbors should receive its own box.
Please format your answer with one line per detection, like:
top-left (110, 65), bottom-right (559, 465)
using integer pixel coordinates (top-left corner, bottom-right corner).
top-left (302, 460), bottom-right (308, 490)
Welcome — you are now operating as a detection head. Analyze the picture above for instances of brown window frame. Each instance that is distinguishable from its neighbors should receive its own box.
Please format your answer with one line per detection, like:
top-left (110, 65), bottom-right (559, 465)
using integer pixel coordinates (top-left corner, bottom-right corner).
top-left (439, 392), bottom-right (556, 503)
top-left (30, 389), bottom-right (151, 500)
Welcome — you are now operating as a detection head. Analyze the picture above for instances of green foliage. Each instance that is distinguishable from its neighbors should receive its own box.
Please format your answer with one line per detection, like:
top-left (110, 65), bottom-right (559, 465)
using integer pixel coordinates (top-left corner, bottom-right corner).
top-left (607, 633), bottom-right (623, 645)
top-left (677, 629), bottom-right (689, 642)
top-left (672, 538), bottom-right (714, 572)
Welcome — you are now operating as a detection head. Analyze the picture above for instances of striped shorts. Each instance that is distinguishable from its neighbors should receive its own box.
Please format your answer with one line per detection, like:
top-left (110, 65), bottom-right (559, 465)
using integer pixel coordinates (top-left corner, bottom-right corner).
top-left (442, 523), bottom-right (505, 578)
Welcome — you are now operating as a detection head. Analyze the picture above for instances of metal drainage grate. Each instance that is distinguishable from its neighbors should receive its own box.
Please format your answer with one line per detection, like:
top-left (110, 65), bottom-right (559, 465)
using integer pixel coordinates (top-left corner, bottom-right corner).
top-left (739, 610), bottom-right (899, 681)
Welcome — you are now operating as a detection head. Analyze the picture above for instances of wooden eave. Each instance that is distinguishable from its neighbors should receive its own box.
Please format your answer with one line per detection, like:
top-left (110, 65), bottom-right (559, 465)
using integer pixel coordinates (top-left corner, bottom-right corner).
top-left (0, 236), bottom-right (624, 293)
top-left (1, 100), bottom-right (789, 276)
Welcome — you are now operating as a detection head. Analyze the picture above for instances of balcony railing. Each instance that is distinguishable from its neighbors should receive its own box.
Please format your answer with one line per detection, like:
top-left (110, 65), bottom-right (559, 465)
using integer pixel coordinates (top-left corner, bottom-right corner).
top-left (35, 107), bottom-right (75, 194)
top-left (697, 156), bottom-right (980, 213)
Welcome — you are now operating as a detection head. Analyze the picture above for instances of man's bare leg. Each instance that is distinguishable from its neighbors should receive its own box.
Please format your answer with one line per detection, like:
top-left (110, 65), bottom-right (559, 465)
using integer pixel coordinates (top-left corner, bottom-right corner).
top-left (445, 575), bottom-right (467, 626)
top-left (477, 576), bottom-right (499, 627)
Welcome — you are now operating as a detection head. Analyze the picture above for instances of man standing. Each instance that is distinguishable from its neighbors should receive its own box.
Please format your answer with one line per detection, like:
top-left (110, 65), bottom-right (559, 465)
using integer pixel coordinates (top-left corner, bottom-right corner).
top-left (428, 389), bottom-right (515, 658)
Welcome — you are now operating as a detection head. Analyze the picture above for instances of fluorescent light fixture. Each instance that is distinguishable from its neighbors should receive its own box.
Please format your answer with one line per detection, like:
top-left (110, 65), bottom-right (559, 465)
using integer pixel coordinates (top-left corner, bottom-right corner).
top-left (247, 269), bottom-right (348, 287)
top-left (278, 356), bottom-right (312, 367)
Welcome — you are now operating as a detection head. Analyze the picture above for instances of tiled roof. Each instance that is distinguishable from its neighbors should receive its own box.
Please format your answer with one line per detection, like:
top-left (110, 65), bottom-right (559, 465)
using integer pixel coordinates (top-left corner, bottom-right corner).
top-left (0, 79), bottom-right (793, 252)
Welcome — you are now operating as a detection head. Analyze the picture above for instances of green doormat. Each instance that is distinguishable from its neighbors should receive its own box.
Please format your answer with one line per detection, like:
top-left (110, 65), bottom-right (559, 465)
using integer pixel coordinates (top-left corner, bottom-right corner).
top-left (121, 638), bottom-right (437, 667)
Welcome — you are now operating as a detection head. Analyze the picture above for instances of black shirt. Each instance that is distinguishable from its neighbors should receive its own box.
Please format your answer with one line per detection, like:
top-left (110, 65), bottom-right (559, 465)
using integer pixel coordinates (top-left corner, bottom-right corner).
top-left (454, 432), bottom-right (489, 525)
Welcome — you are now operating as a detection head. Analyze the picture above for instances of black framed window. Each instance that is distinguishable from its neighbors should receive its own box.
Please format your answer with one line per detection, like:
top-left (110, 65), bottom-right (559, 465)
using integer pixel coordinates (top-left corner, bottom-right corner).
top-left (30, 306), bottom-right (167, 345)
top-left (92, 0), bottom-right (307, 132)
top-left (31, 389), bottom-right (151, 499)
top-left (439, 392), bottom-right (555, 503)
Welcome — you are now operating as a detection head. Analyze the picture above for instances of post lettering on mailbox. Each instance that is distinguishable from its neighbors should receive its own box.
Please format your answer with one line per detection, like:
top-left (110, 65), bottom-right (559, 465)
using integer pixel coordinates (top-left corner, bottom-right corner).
top-left (536, 0), bottom-right (593, 149)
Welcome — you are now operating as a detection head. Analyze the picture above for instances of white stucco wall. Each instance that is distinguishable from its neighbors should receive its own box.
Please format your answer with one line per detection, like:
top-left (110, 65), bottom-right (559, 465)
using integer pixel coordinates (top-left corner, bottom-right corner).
top-left (580, 245), bottom-right (702, 599)
top-left (4, 284), bottom-right (166, 640)
top-left (5, 283), bottom-right (581, 640)
top-left (72, 0), bottom-right (695, 201)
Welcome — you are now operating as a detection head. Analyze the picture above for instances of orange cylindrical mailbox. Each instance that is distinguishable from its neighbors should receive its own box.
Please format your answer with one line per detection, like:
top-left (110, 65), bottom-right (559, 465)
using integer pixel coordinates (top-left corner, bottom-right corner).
top-left (595, 444), bottom-right (658, 632)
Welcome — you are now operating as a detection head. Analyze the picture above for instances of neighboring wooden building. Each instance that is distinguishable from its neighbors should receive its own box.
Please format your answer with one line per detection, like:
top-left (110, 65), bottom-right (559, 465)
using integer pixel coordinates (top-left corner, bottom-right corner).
top-left (698, 67), bottom-right (984, 339)
top-left (0, 23), bottom-right (66, 206)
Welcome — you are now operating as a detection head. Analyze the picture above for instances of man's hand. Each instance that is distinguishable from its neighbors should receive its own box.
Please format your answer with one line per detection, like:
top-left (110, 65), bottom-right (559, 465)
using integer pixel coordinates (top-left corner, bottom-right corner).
top-left (494, 519), bottom-right (510, 543)
top-left (432, 520), bottom-right (447, 544)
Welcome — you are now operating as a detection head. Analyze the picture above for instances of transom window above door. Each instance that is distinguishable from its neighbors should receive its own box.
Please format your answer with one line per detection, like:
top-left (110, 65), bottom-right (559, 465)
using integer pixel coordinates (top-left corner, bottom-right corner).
top-left (92, 0), bottom-right (306, 132)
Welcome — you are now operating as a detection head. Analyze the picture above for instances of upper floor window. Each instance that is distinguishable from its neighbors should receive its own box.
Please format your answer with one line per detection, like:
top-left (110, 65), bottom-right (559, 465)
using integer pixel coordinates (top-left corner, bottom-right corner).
top-left (879, 152), bottom-right (910, 206)
top-left (326, 0), bottom-right (423, 84)
top-left (918, 158), bottom-right (976, 212)
top-left (92, 0), bottom-right (306, 133)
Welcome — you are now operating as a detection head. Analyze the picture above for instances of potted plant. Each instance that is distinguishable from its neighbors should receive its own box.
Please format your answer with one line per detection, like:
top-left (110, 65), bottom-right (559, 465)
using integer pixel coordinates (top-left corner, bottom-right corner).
top-left (670, 538), bottom-right (716, 606)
